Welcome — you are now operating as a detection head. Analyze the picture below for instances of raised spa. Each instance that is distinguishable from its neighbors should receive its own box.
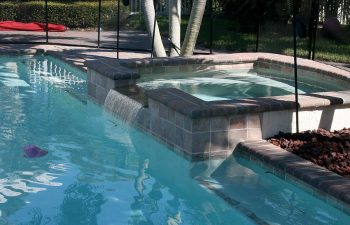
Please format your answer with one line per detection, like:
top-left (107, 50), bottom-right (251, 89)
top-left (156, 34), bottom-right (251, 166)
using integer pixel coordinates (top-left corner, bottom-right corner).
top-left (86, 53), bottom-right (350, 160)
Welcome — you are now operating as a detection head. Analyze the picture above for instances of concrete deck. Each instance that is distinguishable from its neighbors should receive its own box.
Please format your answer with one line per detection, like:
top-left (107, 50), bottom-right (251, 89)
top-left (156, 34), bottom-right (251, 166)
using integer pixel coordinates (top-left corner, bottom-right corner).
top-left (0, 44), bottom-right (150, 71)
top-left (0, 30), bottom-right (153, 50)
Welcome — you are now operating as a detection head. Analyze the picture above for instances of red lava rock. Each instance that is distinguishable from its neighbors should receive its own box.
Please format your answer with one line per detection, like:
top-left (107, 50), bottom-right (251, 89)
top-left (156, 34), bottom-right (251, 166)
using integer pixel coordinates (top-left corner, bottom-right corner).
top-left (267, 128), bottom-right (350, 178)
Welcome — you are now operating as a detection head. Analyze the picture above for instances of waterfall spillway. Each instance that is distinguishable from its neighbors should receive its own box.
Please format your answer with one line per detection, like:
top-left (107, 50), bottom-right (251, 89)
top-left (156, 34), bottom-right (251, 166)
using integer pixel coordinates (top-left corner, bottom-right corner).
top-left (104, 89), bottom-right (143, 125)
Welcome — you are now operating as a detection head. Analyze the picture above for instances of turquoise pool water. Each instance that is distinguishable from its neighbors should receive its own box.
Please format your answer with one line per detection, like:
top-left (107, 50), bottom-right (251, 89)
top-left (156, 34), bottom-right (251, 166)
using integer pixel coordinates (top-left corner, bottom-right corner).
top-left (138, 69), bottom-right (348, 101)
top-left (0, 55), bottom-right (349, 224)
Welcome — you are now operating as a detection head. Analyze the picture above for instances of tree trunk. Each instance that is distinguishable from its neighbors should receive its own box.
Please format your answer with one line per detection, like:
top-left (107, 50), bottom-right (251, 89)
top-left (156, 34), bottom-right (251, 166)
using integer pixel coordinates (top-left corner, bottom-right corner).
top-left (141, 0), bottom-right (166, 57)
top-left (169, 0), bottom-right (181, 56)
top-left (180, 0), bottom-right (207, 56)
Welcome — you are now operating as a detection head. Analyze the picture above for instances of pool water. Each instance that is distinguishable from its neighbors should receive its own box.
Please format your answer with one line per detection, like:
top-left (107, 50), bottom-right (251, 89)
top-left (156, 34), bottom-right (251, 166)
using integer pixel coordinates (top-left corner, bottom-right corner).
top-left (137, 69), bottom-right (347, 101)
top-left (0, 55), bottom-right (349, 225)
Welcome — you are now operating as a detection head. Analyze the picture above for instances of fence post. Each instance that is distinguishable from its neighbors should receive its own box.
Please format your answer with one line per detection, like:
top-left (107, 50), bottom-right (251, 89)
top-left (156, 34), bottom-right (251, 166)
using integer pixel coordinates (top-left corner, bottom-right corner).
top-left (45, 0), bottom-right (49, 43)
top-left (311, 0), bottom-right (320, 60)
top-left (255, 0), bottom-right (261, 52)
top-left (151, 0), bottom-right (157, 58)
top-left (209, 0), bottom-right (213, 54)
top-left (293, 0), bottom-right (300, 133)
top-left (117, 0), bottom-right (120, 59)
top-left (97, 0), bottom-right (102, 48)
top-left (308, 0), bottom-right (316, 59)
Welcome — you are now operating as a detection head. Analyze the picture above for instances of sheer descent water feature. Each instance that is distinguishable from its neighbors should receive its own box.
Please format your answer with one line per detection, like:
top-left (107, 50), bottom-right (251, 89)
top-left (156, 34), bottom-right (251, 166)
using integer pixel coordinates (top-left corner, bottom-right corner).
top-left (104, 89), bottom-right (143, 125)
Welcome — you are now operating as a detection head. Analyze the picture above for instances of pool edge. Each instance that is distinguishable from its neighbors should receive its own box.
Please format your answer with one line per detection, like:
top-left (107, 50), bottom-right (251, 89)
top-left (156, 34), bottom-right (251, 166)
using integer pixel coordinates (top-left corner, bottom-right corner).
top-left (236, 140), bottom-right (350, 215)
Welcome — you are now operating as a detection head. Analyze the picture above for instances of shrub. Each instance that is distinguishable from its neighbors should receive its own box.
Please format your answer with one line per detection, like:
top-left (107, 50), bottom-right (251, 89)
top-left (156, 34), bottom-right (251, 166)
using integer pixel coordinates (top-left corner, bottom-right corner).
top-left (0, 1), bottom-right (129, 29)
top-left (0, 2), bottom-right (17, 21)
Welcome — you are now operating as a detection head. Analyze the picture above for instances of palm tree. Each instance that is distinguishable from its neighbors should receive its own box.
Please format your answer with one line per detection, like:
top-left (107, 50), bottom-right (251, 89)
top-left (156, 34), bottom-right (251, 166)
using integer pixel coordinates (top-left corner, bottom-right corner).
top-left (180, 0), bottom-right (207, 56)
top-left (141, 0), bottom-right (167, 57)
top-left (169, 0), bottom-right (181, 56)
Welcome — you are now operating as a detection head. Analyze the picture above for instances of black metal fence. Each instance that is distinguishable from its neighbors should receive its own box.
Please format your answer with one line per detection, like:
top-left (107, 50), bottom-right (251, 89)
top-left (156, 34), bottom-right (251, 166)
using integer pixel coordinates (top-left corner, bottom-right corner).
top-left (0, 0), bottom-right (349, 63)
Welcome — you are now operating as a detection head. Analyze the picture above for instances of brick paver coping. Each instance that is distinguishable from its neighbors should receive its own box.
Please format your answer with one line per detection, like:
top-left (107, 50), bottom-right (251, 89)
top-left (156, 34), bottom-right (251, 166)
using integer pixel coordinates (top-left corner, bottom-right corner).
top-left (86, 52), bottom-right (350, 81)
top-left (236, 140), bottom-right (350, 214)
top-left (147, 88), bottom-right (350, 119)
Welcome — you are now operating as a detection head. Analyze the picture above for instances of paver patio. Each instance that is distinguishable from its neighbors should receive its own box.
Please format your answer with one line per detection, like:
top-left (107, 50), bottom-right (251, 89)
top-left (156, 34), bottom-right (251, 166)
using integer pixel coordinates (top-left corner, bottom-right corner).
top-left (0, 30), bottom-right (153, 50)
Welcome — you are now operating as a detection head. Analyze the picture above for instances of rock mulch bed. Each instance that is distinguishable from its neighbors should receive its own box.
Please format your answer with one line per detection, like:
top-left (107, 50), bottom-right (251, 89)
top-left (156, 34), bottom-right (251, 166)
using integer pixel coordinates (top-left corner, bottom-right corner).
top-left (268, 128), bottom-right (350, 177)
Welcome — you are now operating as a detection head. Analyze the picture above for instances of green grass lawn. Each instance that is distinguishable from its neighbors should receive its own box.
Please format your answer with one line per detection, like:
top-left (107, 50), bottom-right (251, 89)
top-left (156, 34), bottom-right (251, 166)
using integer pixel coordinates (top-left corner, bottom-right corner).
top-left (126, 15), bottom-right (350, 64)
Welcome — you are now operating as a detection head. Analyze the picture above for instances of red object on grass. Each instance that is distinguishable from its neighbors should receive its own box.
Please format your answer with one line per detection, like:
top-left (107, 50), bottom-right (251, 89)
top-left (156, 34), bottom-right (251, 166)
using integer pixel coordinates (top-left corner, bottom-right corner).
top-left (0, 21), bottom-right (66, 32)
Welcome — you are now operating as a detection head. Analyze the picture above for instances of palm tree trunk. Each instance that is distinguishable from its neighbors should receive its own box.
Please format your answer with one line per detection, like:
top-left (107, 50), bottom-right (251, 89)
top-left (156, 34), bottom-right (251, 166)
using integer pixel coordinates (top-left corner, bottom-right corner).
top-left (141, 0), bottom-right (167, 57)
top-left (169, 0), bottom-right (181, 56)
top-left (180, 0), bottom-right (207, 56)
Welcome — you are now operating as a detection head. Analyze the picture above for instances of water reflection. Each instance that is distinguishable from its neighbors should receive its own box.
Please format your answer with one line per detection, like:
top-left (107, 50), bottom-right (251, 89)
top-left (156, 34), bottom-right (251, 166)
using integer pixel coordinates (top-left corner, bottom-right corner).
top-left (134, 158), bottom-right (150, 198)
top-left (19, 207), bottom-right (52, 225)
top-left (207, 156), bottom-right (347, 225)
top-left (129, 134), bottom-right (251, 225)
top-left (57, 183), bottom-right (105, 225)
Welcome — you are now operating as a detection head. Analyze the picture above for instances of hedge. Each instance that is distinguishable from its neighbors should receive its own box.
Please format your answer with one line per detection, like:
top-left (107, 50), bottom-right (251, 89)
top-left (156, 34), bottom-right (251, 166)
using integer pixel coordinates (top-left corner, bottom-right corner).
top-left (0, 1), bottom-right (129, 29)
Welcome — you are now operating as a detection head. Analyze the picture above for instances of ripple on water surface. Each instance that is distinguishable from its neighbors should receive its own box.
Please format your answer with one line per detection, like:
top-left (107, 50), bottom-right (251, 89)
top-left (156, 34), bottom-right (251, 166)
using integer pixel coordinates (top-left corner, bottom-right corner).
top-left (0, 55), bottom-right (349, 225)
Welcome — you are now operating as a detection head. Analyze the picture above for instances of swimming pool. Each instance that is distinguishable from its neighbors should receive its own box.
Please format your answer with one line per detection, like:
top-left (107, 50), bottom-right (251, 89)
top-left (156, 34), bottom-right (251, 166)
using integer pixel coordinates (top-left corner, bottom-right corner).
top-left (137, 69), bottom-right (348, 101)
top-left (0, 55), bottom-right (349, 224)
